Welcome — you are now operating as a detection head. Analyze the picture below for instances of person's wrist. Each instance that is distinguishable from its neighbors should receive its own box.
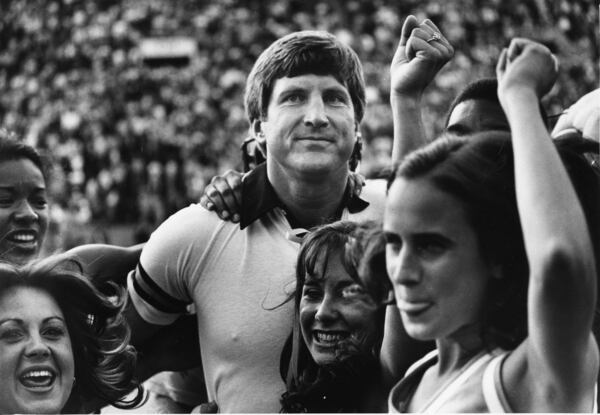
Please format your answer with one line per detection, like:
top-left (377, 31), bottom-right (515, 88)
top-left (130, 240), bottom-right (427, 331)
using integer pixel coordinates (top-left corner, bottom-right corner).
top-left (390, 92), bottom-right (423, 108)
top-left (498, 84), bottom-right (537, 109)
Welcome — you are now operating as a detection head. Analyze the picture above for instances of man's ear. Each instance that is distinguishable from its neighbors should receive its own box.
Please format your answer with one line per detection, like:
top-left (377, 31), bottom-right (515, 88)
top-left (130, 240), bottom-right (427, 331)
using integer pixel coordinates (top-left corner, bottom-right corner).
top-left (252, 119), bottom-right (267, 155)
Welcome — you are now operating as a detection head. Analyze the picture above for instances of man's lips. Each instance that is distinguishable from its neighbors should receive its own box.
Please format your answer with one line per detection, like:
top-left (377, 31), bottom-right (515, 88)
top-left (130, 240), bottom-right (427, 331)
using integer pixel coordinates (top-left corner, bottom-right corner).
top-left (296, 136), bottom-right (334, 143)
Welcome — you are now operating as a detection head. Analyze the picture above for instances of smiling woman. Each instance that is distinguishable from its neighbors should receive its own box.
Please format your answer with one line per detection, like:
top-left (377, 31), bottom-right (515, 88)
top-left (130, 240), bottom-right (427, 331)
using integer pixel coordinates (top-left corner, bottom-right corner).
top-left (280, 220), bottom-right (392, 412)
top-left (0, 256), bottom-right (143, 413)
top-left (0, 131), bottom-right (49, 265)
top-left (383, 38), bottom-right (600, 412)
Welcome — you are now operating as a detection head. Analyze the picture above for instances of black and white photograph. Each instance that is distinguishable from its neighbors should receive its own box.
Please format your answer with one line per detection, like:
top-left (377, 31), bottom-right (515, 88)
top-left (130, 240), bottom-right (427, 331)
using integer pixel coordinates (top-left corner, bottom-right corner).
top-left (0, 0), bottom-right (598, 413)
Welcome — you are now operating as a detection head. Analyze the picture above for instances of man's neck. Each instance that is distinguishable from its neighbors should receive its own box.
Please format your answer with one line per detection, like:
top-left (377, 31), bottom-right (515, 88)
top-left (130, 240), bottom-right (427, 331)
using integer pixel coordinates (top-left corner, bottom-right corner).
top-left (267, 164), bottom-right (349, 229)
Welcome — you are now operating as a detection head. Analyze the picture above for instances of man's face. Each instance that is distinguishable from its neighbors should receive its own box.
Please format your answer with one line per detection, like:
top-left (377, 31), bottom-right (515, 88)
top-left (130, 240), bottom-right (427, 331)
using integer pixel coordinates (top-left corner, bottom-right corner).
top-left (445, 99), bottom-right (509, 135)
top-left (260, 74), bottom-right (357, 178)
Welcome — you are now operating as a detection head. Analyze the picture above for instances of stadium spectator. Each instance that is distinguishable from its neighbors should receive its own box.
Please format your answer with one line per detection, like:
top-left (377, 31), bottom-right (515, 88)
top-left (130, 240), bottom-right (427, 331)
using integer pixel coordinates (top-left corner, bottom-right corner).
top-left (0, 1), bottom-right (596, 244)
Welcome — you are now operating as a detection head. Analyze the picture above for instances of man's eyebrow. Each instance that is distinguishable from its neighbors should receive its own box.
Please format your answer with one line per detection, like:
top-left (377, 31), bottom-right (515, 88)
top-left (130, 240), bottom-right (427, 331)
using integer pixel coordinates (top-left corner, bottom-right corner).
top-left (324, 84), bottom-right (351, 96)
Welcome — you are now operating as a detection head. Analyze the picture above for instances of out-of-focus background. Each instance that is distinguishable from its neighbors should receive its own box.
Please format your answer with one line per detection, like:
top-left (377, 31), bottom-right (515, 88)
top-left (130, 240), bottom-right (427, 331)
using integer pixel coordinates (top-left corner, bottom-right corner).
top-left (1, 0), bottom-right (597, 249)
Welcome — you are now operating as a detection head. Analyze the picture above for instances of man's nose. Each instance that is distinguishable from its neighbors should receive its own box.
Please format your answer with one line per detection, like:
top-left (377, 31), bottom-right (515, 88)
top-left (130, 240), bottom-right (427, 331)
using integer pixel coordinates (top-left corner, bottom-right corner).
top-left (303, 97), bottom-right (329, 128)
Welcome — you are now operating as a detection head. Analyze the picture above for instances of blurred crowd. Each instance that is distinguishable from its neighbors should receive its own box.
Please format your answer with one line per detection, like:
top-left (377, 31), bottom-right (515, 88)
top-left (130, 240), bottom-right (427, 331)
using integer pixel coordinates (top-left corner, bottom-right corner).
top-left (0, 0), bottom-right (597, 247)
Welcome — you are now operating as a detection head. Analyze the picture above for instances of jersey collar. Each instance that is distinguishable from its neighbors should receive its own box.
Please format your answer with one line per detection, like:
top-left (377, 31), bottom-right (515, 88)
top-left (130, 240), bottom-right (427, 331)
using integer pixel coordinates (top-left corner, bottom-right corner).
top-left (240, 163), bottom-right (369, 229)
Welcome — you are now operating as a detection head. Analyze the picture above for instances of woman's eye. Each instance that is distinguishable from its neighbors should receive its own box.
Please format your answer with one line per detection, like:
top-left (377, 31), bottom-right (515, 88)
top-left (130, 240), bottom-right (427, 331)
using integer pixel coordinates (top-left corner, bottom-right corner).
top-left (341, 283), bottom-right (367, 299)
top-left (43, 326), bottom-right (66, 339)
top-left (302, 287), bottom-right (322, 300)
top-left (0, 328), bottom-right (24, 342)
top-left (385, 239), bottom-right (402, 257)
top-left (31, 197), bottom-right (48, 208)
top-left (384, 232), bottom-right (402, 254)
top-left (416, 239), bottom-right (448, 257)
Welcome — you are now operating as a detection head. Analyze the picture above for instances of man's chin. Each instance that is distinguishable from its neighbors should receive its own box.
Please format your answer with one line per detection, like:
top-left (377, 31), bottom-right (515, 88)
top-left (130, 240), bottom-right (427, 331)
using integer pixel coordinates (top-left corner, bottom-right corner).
top-left (293, 159), bottom-right (346, 176)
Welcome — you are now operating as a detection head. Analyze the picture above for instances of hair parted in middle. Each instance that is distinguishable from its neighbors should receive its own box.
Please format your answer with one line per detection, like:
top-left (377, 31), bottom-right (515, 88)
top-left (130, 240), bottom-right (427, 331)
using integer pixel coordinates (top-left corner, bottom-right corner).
top-left (388, 130), bottom-right (600, 350)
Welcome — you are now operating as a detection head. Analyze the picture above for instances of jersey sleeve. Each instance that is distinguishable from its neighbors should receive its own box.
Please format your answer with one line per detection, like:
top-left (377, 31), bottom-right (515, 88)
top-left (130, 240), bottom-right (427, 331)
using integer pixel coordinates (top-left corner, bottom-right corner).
top-left (128, 203), bottom-right (219, 325)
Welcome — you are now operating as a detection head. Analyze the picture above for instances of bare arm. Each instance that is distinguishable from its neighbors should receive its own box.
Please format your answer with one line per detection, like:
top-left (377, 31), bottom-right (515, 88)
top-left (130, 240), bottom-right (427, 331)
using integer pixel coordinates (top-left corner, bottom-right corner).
top-left (378, 14), bottom-right (452, 389)
top-left (497, 39), bottom-right (598, 411)
top-left (65, 243), bottom-right (144, 285)
top-left (390, 15), bottom-right (453, 162)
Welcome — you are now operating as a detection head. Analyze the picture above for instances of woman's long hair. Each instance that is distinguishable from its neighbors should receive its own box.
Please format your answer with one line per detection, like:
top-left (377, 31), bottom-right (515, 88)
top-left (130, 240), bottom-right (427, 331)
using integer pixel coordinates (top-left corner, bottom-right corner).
top-left (0, 256), bottom-right (144, 413)
top-left (280, 220), bottom-right (391, 412)
top-left (387, 130), bottom-right (600, 350)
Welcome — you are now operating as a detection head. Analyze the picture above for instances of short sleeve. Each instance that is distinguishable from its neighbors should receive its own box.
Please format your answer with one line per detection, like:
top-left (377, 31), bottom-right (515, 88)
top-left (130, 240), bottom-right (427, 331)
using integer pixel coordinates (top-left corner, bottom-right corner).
top-left (127, 204), bottom-right (220, 325)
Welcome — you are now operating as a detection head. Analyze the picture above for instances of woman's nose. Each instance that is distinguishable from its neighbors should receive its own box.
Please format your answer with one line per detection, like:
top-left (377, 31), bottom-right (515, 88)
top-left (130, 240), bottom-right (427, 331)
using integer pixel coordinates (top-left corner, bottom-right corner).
top-left (24, 334), bottom-right (51, 359)
top-left (13, 200), bottom-right (39, 223)
top-left (389, 249), bottom-right (421, 286)
top-left (314, 294), bottom-right (338, 322)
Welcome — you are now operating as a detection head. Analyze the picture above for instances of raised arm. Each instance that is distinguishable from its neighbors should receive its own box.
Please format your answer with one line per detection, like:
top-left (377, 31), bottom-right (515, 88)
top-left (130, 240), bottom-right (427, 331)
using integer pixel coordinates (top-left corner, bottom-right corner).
top-left (390, 15), bottom-right (453, 162)
top-left (497, 38), bottom-right (598, 411)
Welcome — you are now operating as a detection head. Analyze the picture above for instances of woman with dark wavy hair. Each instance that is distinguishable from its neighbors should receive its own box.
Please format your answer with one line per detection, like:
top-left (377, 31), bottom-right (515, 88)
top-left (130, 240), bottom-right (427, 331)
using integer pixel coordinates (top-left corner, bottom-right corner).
top-left (0, 255), bottom-right (143, 413)
top-left (280, 220), bottom-right (394, 412)
top-left (384, 39), bottom-right (599, 412)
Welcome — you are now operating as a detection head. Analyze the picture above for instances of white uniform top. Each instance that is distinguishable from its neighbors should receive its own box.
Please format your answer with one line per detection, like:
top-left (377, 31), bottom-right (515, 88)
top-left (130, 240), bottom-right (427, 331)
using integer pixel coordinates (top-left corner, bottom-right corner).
top-left (129, 164), bottom-right (385, 413)
top-left (388, 348), bottom-right (598, 413)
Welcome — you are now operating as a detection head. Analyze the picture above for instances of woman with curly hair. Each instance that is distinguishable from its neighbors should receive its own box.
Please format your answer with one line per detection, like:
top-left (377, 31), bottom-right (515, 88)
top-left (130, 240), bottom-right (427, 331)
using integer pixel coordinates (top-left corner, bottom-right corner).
top-left (0, 255), bottom-right (143, 413)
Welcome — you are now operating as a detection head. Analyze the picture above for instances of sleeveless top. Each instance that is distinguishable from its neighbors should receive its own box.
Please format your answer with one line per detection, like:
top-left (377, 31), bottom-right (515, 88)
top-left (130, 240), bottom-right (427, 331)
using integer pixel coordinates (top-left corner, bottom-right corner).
top-left (388, 349), bottom-right (598, 413)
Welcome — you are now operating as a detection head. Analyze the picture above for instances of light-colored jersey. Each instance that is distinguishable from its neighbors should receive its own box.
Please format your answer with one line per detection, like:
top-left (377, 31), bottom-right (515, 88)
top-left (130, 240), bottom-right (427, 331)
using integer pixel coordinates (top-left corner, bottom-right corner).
top-left (388, 349), bottom-right (597, 413)
top-left (129, 166), bottom-right (385, 413)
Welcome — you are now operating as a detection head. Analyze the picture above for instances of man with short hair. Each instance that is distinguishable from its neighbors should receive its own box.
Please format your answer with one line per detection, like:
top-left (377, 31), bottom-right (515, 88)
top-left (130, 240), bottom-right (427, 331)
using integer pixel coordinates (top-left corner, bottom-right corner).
top-left (445, 77), bottom-right (549, 135)
top-left (126, 19), bottom-right (452, 412)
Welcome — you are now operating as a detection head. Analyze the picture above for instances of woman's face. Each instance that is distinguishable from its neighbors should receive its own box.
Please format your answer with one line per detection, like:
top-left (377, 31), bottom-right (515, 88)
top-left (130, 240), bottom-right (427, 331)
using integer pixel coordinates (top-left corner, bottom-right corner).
top-left (384, 177), bottom-right (492, 342)
top-left (299, 249), bottom-right (379, 366)
top-left (0, 287), bottom-right (74, 414)
top-left (0, 158), bottom-right (49, 265)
